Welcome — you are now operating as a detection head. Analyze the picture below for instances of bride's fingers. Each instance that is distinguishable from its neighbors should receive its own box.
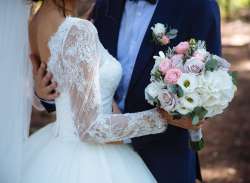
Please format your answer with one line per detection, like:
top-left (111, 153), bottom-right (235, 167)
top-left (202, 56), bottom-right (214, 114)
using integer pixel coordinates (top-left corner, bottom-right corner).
top-left (45, 82), bottom-right (57, 93)
top-left (47, 92), bottom-right (60, 101)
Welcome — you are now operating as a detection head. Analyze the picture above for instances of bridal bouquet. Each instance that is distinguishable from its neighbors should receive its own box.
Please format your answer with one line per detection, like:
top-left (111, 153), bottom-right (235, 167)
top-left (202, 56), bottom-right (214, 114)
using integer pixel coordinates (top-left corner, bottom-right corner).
top-left (145, 39), bottom-right (237, 151)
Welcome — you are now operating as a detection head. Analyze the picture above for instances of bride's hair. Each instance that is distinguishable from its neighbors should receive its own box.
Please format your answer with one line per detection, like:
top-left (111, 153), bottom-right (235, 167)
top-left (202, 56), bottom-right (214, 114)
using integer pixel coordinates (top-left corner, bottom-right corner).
top-left (28, 0), bottom-right (95, 17)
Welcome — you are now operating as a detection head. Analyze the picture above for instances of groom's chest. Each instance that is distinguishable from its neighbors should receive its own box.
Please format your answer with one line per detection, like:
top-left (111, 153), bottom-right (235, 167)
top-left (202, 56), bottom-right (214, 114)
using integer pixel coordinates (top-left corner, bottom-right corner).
top-left (95, 0), bottom-right (190, 57)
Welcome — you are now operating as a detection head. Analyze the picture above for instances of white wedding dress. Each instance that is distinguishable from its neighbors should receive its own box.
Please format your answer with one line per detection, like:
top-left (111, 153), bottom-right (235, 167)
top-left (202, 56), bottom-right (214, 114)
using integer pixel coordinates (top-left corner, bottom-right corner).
top-left (22, 17), bottom-right (167, 183)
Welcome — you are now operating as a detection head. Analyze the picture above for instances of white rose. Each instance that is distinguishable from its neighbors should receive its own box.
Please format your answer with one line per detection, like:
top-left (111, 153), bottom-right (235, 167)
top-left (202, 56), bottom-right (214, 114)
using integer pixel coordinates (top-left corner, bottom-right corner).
top-left (145, 82), bottom-right (164, 105)
top-left (177, 73), bottom-right (198, 93)
top-left (151, 23), bottom-right (166, 36)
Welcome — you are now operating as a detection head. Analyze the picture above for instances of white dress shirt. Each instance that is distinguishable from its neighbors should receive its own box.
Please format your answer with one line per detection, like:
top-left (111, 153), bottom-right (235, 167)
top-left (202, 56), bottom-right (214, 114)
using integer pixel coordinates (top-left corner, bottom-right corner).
top-left (116, 0), bottom-right (158, 111)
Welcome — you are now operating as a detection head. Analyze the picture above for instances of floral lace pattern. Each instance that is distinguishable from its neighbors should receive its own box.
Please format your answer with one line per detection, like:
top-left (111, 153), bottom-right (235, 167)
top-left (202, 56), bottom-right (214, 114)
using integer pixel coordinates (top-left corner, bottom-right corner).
top-left (48, 17), bottom-right (167, 144)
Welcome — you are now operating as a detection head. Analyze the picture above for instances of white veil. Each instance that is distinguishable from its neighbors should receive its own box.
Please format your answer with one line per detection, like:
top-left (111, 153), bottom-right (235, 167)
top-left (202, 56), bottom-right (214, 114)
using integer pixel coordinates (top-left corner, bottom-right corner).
top-left (0, 0), bottom-right (32, 183)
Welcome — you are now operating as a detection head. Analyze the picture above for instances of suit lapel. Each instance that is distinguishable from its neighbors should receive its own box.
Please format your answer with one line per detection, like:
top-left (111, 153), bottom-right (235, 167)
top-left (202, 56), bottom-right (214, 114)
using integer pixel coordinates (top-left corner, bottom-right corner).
top-left (96, 0), bottom-right (125, 57)
top-left (128, 0), bottom-right (177, 91)
top-left (105, 0), bottom-right (126, 57)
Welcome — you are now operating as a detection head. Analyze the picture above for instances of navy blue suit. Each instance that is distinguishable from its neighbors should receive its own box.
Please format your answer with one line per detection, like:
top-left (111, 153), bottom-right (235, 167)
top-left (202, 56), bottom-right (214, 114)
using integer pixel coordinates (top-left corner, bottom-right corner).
top-left (42, 0), bottom-right (221, 182)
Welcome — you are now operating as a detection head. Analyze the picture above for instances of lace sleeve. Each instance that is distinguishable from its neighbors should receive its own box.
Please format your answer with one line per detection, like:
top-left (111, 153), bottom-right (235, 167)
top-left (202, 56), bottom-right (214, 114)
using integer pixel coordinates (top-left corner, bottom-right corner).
top-left (61, 20), bottom-right (167, 144)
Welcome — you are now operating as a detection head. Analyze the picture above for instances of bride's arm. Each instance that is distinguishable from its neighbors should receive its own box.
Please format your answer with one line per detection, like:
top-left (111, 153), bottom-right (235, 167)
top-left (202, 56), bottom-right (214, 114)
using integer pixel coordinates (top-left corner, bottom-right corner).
top-left (60, 21), bottom-right (168, 144)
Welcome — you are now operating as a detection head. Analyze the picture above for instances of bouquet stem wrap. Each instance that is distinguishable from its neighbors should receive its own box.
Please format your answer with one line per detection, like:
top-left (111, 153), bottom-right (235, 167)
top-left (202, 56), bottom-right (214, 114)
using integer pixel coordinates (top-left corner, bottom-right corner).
top-left (189, 128), bottom-right (204, 151)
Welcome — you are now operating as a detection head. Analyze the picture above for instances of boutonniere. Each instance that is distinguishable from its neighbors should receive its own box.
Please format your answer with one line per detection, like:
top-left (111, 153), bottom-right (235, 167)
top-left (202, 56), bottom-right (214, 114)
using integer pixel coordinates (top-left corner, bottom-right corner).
top-left (151, 23), bottom-right (178, 46)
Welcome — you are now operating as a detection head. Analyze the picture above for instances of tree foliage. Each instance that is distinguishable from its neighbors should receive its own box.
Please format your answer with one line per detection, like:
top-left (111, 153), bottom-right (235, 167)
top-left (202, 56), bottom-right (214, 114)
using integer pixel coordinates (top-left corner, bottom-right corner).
top-left (217, 0), bottom-right (250, 20)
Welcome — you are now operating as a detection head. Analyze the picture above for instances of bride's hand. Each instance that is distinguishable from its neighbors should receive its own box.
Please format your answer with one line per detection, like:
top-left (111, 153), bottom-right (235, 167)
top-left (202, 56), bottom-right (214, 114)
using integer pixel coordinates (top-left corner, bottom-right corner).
top-left (157, 108), bottom-right (204, 131)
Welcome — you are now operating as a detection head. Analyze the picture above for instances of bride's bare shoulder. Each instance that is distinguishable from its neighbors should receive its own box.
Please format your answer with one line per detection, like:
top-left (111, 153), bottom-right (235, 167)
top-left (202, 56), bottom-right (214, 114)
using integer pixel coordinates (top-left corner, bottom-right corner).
top-left (28, 7), bottom-right (65, 63)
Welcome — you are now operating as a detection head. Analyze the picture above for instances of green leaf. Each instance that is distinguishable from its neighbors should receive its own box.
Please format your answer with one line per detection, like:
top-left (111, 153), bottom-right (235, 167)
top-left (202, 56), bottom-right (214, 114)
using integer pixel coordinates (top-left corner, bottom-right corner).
top-left (151, 70), bottom-right (163, 81)
top-left (192, 115), bottom-right (200, 125)
top-left (177, 86), bottom-right (184, 98)
top-left (167, 29), bottom-right (178, 39)
top-left (169, 29), bottom-right (178, 35)
top-left (190, 138), bottom-right (205, 151)
top-left (169, 85), bottom-right (178, 94)
top-left (205, 56), bottom-right (218, 71)
top-left (154, 98), bottom-right (161, 107)
top-left (193, 106), bottom-right (208, 120)
top-left (228, 71), bottom-right (238, 86)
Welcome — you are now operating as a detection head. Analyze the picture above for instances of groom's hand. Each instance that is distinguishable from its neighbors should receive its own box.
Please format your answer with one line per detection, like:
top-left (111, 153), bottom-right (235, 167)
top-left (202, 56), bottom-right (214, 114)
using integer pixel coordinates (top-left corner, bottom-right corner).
top-left (30, 55), bottom-right (59, 101)
top-left (158, 109), bottom-right (204, 131)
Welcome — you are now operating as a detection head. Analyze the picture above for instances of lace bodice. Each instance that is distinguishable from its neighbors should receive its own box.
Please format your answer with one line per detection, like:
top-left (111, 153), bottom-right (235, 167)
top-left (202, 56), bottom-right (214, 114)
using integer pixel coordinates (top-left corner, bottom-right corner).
top-left (47, 17), bottom-right (167, 143)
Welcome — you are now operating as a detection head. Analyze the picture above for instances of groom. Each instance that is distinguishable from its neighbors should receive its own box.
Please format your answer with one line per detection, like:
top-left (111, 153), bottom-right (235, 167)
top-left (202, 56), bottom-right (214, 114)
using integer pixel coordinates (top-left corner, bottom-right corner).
top-left (34, 0), bottom-right (221, 182)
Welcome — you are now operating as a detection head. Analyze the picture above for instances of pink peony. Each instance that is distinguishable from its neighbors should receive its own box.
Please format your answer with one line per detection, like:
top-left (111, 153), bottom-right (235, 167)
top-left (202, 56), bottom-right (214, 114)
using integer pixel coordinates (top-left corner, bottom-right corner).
top-left (159, 58), bottom-right (172, 74)
top-left (175, 42), bottom-right (190, 54)
top-left (164, 68), bottom-right (182, 84)
top-left (160, 35), bottom-right (170, 45)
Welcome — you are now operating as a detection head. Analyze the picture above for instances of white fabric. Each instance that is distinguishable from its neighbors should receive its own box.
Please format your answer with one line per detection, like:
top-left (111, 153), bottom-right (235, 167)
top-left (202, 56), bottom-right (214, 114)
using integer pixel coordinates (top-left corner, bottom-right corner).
top-left (0, 1), bottom-right (32, 183)
top-left (116, 0), bottom-right (157, 111)
top-left (22, 17), bottom-right (167, 183)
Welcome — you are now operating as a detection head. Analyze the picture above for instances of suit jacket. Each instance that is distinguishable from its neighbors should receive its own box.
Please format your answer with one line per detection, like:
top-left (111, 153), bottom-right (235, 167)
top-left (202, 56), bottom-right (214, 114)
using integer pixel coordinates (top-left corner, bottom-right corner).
top-left (42, 0), bottom-right (221, 182)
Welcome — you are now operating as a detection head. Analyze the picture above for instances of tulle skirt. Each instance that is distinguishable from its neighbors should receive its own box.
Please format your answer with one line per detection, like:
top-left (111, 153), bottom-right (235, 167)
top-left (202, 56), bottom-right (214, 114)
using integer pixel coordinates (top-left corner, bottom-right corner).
top-left (21, 123), bottom-right (157, 183)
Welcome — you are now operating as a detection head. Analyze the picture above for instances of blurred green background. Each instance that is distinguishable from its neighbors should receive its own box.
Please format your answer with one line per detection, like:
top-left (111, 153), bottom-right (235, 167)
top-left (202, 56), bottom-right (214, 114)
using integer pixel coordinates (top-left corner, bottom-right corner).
top-left (218, 0), bottom-right (250, 20)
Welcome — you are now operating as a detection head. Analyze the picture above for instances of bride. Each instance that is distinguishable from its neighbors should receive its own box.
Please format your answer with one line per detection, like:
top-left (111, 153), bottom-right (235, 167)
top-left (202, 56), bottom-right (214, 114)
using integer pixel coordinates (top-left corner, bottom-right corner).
top-left (22, 0), bottom-right (196, 182)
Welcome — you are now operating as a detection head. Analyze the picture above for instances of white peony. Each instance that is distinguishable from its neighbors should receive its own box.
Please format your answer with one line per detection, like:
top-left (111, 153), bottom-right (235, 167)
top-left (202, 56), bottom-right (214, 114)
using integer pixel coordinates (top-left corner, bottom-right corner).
top-left (145, 82), bottom-right (164, 105)
top-left (205, 104), bottom-right (228, 118)
top-left (151, 23), bottom-right (166, 36)
top-left (177, 73), bottom-right (198, 93)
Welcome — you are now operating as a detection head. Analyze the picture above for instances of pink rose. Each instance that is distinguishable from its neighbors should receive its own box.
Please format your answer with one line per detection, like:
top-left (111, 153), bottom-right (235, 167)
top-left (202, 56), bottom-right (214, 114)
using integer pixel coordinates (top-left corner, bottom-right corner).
top-left (159, 58), bottom-right (172, 74)
top-left (164, 68), bottom-right (182, 84)
top-left (160, 35), bottom-right (170, 45)
top-left (175, 42), bottom-right (190, 54)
